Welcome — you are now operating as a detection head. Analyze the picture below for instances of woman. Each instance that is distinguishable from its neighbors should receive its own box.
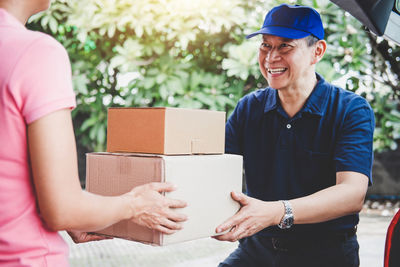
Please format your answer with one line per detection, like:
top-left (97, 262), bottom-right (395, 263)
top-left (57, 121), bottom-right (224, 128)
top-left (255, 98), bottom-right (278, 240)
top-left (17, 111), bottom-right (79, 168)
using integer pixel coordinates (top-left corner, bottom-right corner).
top-left (0, 1), bottom-right (187, 266)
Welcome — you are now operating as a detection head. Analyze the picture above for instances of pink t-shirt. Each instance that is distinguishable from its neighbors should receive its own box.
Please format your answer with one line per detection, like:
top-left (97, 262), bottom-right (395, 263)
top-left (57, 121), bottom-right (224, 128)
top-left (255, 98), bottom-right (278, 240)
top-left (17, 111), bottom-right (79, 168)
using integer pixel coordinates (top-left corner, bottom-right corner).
top-left (0, 8), bottom-right (76, 266)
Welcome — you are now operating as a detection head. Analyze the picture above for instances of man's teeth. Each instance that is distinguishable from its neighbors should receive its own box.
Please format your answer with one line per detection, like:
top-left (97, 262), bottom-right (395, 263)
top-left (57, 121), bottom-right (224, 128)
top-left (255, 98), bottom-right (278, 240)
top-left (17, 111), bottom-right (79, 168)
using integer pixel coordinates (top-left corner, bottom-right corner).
top-left (268, 68), bottom-right (287, 74)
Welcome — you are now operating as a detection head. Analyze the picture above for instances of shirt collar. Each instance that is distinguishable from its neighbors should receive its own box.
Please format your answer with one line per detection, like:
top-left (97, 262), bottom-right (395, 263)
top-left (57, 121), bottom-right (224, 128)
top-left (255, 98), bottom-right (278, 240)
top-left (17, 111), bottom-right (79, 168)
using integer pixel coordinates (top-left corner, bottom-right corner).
top-left (300, 73), bottom-right (329, 116)
top-left (258, 73), bottom-right (329, 116)
top-left (262, 89), bottom-right (278, 113)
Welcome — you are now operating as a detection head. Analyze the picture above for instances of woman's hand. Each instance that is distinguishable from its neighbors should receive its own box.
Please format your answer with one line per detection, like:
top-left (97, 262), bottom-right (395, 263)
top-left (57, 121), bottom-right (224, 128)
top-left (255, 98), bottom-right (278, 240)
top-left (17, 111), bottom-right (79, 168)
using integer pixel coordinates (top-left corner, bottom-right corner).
top-left (67, 230), bottom-right (112, 243)
top-left (124, 182), bottom-right (188, 234)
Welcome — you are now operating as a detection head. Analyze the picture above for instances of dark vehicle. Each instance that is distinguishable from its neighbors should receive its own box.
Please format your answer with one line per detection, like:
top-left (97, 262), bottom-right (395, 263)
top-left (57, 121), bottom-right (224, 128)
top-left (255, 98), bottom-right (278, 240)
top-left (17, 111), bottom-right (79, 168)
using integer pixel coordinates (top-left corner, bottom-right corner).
top-left (331, 0), bottom-right (400, 45)
top-left (331, 2), bottom-right (400, 266)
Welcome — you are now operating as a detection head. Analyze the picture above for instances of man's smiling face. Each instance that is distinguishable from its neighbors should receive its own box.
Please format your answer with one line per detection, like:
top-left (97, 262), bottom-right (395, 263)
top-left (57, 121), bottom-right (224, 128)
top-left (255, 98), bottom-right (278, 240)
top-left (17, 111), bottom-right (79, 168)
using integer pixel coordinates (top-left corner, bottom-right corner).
top-left (258, 34), bottom-right (316, 91)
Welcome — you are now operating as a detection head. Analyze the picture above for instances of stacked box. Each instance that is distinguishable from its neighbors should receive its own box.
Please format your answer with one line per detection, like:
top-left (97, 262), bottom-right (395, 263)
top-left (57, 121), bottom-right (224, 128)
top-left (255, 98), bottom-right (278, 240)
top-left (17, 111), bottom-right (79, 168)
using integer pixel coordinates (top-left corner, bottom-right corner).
top-left (106, 107), bottom-right (225, 155)
top-left (86, 107), bottom-right (243, 245)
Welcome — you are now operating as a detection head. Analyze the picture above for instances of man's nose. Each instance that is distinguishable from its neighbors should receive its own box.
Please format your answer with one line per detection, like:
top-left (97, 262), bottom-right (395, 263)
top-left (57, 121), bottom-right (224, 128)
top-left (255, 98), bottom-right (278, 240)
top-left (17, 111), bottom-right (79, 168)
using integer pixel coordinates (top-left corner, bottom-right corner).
top-left (266, 48), bottom-right (280, 62)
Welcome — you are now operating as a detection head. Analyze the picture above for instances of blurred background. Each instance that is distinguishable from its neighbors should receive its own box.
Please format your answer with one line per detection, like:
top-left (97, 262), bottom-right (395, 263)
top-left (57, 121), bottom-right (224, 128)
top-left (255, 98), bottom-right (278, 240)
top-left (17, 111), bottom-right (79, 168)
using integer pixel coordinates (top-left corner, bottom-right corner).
top-left (27, 0), bottom-right (400, 197)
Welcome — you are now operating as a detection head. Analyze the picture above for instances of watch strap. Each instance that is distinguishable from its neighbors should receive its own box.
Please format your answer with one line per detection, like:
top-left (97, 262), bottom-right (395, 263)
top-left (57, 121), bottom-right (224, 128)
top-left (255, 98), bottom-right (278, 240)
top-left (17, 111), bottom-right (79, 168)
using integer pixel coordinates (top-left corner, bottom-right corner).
top-left (278, 200), bottom-right (294, 229)
top-left (283, 200), bottom-right (292, 215)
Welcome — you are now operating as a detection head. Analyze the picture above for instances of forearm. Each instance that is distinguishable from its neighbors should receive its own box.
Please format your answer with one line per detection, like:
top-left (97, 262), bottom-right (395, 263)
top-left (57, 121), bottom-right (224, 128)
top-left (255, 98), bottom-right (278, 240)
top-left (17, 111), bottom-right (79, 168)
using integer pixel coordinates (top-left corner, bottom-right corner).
top-left (39, 178), bottom-right (187, 233)
top-left (44, 189), bottom-right (131, 232)
top-left (291, 185), bottom-right (364, 224)
top-left (290, 172), bottom-right (368, 225)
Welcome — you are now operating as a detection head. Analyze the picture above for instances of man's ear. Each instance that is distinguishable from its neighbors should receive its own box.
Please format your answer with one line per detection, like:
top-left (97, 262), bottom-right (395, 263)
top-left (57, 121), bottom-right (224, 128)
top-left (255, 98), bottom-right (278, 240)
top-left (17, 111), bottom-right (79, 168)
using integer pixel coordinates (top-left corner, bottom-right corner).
top-left (311, 40), bottom-right (327, 64)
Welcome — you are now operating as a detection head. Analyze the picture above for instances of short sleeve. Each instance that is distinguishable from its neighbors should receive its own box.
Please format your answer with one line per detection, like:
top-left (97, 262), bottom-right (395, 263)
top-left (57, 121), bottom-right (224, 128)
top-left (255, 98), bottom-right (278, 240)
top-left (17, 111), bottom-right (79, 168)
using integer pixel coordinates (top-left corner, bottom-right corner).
top-left (226, 99), bottom-right (245, 155)
top-left (8, 33), bottom-right (76, 124)
top-left (334, 97), bottom-right (375, 182)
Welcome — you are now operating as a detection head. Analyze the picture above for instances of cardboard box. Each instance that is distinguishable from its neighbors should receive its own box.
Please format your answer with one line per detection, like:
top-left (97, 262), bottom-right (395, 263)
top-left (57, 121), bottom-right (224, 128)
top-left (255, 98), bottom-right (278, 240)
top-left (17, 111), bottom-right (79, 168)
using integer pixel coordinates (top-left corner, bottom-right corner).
top-left (86, 152), bottom-right (243, 245)
top-left (106, 107), bottom-right (225, 155)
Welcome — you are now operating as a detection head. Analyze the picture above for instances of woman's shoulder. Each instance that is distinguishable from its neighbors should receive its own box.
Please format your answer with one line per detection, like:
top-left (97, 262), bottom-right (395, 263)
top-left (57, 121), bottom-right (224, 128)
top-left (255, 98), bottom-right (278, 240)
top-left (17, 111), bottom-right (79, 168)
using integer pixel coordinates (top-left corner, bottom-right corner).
top-left (25, 29), bottom-right (66, 55)
top-left (9, 26), bottom-right (66, 59)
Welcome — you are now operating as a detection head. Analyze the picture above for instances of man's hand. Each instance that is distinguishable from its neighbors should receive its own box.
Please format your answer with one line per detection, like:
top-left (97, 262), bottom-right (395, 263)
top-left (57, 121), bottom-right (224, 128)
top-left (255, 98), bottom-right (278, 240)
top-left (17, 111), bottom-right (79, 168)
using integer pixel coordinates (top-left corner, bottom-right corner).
top-left (67, 230), bottom-right (112, 243)
top-left (213, 191), bottom-right (282, 242)
top-left (124, 182), bottom-right (188, 235)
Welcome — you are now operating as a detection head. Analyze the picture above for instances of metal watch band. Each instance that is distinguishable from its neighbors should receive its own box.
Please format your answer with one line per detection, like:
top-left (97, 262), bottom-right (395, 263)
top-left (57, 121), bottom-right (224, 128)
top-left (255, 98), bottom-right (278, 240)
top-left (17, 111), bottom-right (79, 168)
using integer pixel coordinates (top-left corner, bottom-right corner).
top-left (278, 200), bottom-right (294, 229)
top-left (283, 200), bottom-right (292, 215)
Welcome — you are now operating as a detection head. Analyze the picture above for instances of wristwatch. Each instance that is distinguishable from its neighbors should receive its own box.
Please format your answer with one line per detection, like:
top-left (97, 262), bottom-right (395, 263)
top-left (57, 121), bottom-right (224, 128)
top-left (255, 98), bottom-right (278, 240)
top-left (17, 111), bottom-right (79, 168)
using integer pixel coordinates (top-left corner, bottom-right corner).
top-left (278, 200), bottom-right (294, 229)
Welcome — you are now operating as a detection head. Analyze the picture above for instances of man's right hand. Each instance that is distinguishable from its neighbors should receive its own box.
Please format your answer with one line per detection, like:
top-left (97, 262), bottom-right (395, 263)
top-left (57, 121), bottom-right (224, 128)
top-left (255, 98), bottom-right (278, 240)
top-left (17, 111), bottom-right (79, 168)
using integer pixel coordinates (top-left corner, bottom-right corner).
top-left (124, 182), bottom-right (188, 234)
top-left (213, 191), bottom-right (282, 242)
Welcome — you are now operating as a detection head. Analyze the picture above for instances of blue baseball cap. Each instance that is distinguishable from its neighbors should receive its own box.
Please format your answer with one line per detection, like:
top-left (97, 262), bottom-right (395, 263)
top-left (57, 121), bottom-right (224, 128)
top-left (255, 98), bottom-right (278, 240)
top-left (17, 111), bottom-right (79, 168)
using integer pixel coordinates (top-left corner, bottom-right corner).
top-left (246, 4), bottom-right (324, 40)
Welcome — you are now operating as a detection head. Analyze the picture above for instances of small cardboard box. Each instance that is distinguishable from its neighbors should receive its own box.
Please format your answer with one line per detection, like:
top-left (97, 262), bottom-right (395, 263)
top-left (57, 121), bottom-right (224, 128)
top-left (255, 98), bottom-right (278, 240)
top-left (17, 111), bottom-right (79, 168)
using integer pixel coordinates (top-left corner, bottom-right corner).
top-left (85, 152), bottom-right (242, 245)
top-left (106, 107), bottom-right (225, 155)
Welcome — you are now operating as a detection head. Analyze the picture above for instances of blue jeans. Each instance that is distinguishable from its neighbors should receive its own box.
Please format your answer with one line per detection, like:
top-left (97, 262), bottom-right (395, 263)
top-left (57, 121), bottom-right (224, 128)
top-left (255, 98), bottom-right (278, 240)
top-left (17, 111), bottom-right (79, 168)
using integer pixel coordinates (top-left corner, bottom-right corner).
top-left (219, 233), bottom-right (359, 267)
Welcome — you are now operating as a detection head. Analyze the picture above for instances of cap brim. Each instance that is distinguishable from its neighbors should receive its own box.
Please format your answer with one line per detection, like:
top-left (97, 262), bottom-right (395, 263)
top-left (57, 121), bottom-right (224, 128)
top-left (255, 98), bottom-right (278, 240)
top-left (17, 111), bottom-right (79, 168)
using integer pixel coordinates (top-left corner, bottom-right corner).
top-left (246, 26), bottom-right (311, 39)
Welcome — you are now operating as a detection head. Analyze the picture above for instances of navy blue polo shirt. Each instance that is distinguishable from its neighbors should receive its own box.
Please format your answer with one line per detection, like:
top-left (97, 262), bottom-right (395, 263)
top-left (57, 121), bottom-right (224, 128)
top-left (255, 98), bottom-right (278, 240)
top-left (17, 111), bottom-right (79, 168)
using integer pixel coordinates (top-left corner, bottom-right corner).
top-left (226, 73), bottom-right (375, 237)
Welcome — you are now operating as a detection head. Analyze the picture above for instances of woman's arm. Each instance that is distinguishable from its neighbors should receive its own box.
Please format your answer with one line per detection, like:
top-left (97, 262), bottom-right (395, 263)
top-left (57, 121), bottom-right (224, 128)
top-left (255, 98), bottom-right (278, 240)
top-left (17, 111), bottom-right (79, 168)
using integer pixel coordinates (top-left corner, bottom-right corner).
top-left (28, 109), bottom-right (187, 233)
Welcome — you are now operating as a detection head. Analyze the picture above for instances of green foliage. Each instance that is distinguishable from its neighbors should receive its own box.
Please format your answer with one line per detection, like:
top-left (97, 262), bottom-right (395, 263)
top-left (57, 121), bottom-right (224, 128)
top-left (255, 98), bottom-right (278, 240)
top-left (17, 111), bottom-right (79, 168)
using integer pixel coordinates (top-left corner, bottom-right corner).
top-left (27, 0), bottom-right (400, 152)
top-left (372, 93), bottom-right (400, 152)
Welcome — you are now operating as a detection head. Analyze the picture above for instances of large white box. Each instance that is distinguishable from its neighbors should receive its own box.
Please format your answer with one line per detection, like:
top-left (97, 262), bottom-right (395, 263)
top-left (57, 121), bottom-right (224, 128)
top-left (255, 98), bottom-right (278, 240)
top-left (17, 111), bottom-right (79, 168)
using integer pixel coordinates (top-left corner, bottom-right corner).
top-left (86, 152), bottom-right (243, 245)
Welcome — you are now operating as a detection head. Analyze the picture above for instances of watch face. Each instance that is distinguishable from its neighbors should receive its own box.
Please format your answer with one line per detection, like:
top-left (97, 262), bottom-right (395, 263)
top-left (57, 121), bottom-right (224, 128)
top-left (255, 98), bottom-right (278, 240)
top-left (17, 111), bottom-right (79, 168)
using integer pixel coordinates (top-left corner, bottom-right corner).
top-left (285, 216), bottom-right (294, 226)
top-left (281, 215), bottom-right (294, 229)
